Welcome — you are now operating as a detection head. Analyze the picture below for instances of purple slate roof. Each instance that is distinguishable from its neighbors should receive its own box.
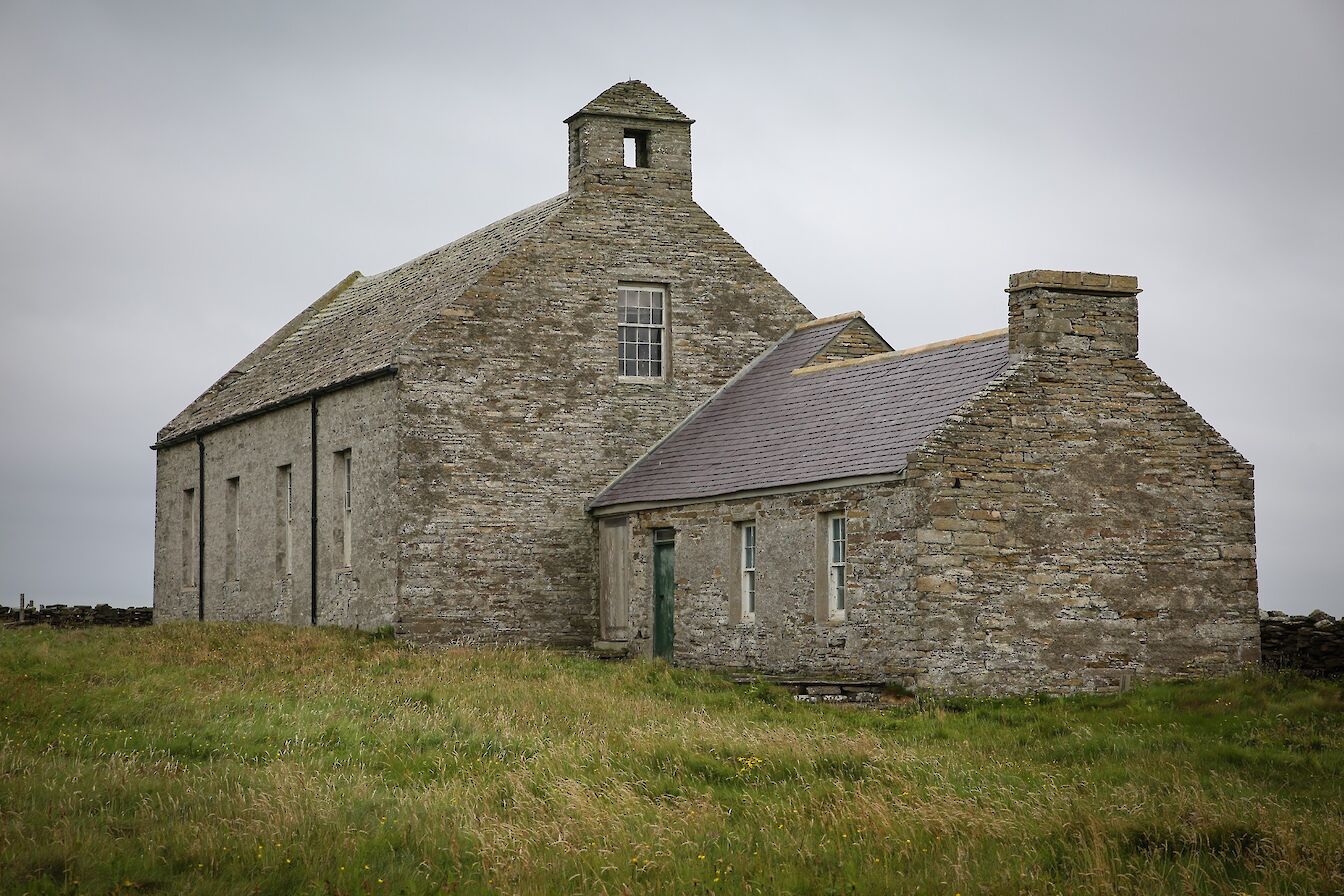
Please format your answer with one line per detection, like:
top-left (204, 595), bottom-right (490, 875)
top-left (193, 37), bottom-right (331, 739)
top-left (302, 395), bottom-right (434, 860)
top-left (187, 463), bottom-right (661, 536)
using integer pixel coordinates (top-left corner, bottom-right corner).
top-left (588, 318), bottom-right (1010, 509)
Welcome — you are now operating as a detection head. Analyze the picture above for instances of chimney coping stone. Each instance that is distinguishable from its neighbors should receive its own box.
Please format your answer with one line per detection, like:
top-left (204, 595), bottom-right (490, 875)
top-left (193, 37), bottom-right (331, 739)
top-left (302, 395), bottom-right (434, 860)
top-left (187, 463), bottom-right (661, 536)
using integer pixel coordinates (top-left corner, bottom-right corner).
top-left (1006, 270), bottom-right (1141, 295)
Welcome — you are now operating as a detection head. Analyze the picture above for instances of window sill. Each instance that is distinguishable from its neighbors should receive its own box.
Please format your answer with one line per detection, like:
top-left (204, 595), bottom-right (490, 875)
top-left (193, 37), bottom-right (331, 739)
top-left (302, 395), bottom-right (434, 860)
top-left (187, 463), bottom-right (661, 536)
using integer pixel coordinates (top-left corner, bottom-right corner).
top-left (617, 376), bottom-right (669, 386)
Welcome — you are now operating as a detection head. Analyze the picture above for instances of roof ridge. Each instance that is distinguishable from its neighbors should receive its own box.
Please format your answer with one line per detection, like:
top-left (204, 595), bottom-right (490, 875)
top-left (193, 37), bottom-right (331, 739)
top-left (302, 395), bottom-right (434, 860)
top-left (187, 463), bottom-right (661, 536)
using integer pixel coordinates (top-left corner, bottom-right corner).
top-left (791, 327), bottom-right (1008, 376)
top-left (892, 327), bottom-right (1008, 358)
top-left (793, 310), bottom-right (862, 332)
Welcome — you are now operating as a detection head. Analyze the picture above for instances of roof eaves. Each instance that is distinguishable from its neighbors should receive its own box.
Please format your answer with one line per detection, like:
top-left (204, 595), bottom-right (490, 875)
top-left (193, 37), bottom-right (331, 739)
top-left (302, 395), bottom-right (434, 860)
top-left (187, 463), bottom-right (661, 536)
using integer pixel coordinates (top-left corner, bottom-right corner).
top-left (590, 470), bottom-right (908, 517)
top-left (171, 271), bottom-right (364, 423)
top-left (562, 110), bottom-right (695, 125)
top-left (152, 365), bottom-right (398, 450)
top-left (222, 271), bottom-right (363, 381)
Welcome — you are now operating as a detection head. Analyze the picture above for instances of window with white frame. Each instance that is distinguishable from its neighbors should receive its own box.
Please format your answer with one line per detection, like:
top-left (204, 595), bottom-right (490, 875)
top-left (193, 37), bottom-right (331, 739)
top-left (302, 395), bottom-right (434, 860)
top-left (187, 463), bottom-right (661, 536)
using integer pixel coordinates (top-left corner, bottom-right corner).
top-left (827, 513), bottom-right (847, 620)
top-left (740, 522), bottom-right (757, 622)
top-left (617, 284), bottom-right (667, 379)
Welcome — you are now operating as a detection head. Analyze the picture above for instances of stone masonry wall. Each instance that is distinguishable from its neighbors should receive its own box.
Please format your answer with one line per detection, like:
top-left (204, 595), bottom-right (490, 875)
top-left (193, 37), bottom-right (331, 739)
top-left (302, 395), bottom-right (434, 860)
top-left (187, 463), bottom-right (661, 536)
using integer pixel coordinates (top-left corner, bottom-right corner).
top-left (616, 480), bottom-right (920, 679)
top-left (153, 439), bottom-right (205, 621)
top-left (905, 278), bottom-right (1259, 694)
top-left (152, 377), bottom-right (398, 630)
top-left (805, 319), bottom-right (891, 366)
top-left (394, 187), bottom-right (811, 646)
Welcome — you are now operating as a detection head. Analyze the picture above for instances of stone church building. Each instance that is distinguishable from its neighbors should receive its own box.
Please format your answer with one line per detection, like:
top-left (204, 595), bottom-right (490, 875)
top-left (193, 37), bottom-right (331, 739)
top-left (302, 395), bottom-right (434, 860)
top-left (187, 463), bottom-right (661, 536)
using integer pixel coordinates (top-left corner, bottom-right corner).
top-left (154, 81), bottom-right (1260, 693)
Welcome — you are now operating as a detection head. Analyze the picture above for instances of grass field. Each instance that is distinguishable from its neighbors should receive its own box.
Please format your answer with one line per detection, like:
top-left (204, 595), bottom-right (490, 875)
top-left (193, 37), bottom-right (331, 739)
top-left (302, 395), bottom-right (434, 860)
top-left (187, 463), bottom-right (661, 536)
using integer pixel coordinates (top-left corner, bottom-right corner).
top-left (1, 624), bottom-right (1341, 895)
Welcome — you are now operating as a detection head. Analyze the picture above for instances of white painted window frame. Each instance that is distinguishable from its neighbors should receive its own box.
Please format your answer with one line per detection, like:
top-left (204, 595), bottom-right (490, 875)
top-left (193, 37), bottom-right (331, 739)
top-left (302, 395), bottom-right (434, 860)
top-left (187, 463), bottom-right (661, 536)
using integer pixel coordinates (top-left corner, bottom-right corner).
top-left (827, 513), bottom-right (847, 621)
top-left (617, 283), bottom-right (668, 381)
top-left (740, 521), bottom-right (757, 623)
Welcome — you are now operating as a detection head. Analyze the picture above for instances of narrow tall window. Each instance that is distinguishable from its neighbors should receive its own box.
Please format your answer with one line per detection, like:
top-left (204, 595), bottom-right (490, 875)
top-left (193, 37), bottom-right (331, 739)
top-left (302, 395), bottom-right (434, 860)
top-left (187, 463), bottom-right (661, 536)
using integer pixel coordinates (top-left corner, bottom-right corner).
top-left (335, 450), bottom-right (352, 568)
top-left (276, 465), bottom-right (293, 577)
top-left (225, 477), bottom-right (240, 583)
top-left (740, 522), bottom-right (757, 622)
top-left (617, 284), bottom-right (667, 379)
top-left (827, 513), bottom-right (847, 620)
top-left (181, 487), bottom-right (197, 588)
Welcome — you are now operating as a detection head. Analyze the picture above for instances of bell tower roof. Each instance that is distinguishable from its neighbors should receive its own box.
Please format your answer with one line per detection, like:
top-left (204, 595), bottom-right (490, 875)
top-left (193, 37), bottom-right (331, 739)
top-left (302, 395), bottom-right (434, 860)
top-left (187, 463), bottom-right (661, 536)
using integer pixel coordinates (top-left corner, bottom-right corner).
top-left (565, 80), bottom-right (693, 124)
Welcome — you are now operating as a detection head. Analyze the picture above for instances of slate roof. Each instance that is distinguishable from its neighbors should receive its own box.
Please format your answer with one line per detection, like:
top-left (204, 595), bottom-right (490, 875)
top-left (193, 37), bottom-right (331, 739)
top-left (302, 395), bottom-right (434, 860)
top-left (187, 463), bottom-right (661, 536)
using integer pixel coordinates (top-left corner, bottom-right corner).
top-left (157, 194), bottom-right (571, 446)
top-left (589, 317), bottom-right (1011, 509)
top-left (565, 80), bottom-right (693, 124)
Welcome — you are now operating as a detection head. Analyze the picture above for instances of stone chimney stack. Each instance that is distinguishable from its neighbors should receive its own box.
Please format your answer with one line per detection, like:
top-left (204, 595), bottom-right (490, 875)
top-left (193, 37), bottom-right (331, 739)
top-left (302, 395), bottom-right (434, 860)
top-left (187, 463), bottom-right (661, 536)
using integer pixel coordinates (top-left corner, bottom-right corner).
top-left (1006, 270), bottom-right (1141, 361)
top-left (565, 80), bottom-right (694, 196)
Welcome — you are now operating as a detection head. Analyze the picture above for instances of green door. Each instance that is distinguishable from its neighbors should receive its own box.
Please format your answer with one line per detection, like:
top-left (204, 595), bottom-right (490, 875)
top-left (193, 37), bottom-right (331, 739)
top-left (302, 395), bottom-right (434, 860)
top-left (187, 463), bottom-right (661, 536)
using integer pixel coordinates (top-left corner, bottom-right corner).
top-left (653, 529), bottom-right (676, 661)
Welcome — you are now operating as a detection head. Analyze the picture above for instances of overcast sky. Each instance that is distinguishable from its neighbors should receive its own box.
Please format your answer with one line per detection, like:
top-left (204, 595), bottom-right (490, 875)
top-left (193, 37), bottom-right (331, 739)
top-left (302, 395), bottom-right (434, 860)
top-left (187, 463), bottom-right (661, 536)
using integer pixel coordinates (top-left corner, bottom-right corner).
top-left (1, 1), bottom-right (1340, 615)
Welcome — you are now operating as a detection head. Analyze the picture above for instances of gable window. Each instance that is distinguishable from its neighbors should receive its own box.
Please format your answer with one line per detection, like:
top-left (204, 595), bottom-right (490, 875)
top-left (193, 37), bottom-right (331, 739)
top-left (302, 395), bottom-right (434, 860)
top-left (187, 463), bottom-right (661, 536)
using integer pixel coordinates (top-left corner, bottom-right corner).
top-left (740, 522), bottom-right (757, 622)
top-left (618, 284), bottom-right (667, 379)
top-left (826, 513), bottom-right (846, 620)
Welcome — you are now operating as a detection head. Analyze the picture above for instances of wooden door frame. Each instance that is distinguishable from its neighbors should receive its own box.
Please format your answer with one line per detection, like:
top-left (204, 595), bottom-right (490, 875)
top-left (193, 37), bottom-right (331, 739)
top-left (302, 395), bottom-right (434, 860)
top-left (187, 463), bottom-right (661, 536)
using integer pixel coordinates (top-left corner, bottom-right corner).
top-left (652, 528), bottom-right (675, 661)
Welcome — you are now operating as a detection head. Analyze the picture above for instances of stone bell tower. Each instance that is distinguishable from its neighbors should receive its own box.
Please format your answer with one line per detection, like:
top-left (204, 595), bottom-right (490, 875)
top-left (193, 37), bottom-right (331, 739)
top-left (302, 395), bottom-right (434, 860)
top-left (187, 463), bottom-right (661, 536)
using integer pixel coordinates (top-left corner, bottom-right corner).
top-left (565, 80), bottom-right (694, 197)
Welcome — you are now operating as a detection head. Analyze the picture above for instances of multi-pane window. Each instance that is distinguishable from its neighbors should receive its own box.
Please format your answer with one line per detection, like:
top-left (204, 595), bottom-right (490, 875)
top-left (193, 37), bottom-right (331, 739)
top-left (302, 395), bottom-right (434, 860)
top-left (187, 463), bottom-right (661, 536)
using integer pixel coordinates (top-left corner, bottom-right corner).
top-left (827, 513), bottom-right (847, 620)
top-left (740, 522), bottom-right (757, 622)
top-left (617, 284), bottom-right (666, 379)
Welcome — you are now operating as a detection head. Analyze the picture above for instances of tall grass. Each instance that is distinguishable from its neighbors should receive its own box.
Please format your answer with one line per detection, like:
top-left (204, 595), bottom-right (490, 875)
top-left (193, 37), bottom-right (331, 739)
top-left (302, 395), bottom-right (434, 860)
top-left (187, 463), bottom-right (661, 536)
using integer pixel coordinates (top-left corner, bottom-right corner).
top-left (1, 623), bottom-right (1341, 895)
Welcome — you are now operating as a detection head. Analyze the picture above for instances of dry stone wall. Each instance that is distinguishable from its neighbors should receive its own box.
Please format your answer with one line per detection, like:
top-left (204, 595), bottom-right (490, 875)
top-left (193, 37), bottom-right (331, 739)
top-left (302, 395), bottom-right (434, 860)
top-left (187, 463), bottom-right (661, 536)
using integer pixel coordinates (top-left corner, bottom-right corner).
top-left (2, 604), bottom-right (152, 628)
top-left (1260, 610), bottom-right (1344, 677)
